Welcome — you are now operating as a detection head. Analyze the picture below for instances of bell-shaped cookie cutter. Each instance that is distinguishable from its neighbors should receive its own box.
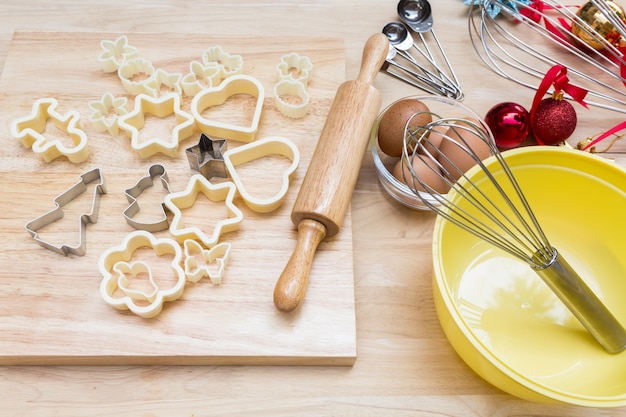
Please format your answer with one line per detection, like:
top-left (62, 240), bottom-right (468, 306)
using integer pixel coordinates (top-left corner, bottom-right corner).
top-left (185, 133), bottom-right (227, 180)
top-left (163, 174), bottom-right (244, 248)
top-left (117, 92), bottom-right (195, 158)
top-left (98, 35), bottom-right (139, 73)
top-left (25, 168), bottom-right (107, 256)
top-left (274, 80), bottom-right (310, 119)
top-left (183, 239), bottom-right (231, 284)
top-left (277, 52), bottom-right (313, 86)
top-left (88, 92), bottom-right (129, 135)
top-left (10, 98), bottom-right (90, 163)
top-left (123, 164), bottom-right (172, 232)
top-left (191, 74), bottom-right (264, 143)
top-left (99, 230), bottom-right (186, 318)
top-left (223, 136), bottom-right (300, 213)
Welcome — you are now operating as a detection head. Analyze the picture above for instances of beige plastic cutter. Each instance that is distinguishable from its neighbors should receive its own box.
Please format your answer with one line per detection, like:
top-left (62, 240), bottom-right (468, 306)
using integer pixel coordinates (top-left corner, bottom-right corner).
top-left (88, 92), bottom-right (129, 135)
top-left (191, 74), bottom-right (264, 143)
top-left (277, 52), bottom-right (313, 86)
top-left (99, 230), bottom-right (186, 319)
top-left (145, 68), bottom-right (183, 97)
top-left (117, 92), bottom-right (195, 158)
top-left (273, 80), bottom-right (310, 119)
top-left (181, 60), bottom-right (221, 97)
top-left (10, 97), bottom-right (89, 163)
top-left (163, 174), bottom-right (244, 248)
top-left (201, 46), bottom-right (244, 81)
top-left (118, 57), bottom-right (157, 96)
top-left (98, 35), bottom-right (139, 73)
top-left (223, 136), bottom-right (300, 213)
top-left (183, 239), bottom-right (231, 284)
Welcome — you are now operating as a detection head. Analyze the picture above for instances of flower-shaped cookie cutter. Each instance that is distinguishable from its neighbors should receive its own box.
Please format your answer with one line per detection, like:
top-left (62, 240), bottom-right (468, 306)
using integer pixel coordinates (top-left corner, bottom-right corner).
top-left (163, 174), bottom-right (244, 248)
top-left (98, 35), bottom-right (139, 73)
top-left (183, 239), bottom-right (231, 284)
top-left (277, 52), bottom-right (313, 86)
top-left (224, 136), bottom-right (300, 213)
top-left (99, 230), bottom-right (186, 318)
top-left (88, 92), bottom-right (129, 135)
top-left (191, 74), bottom-right (264, 143)
top-left (181, 60), bottom-right (221, 97)
top-left (201, 46), bottom-right (244, 81)
top-left (185, 133), bottom-right (227, 179)
top-left (117, 57), bottom-right (157, 96)
top-left (25, 168), bottom-right (107, 256)
top-left (11, 98), bottom-right (89, 163)
top-left (123, 164), bottom-right (172, 232)
top-left (274, 80), bottom-right (310, 119)
top-left (117, 92), bottom-right (195, 158)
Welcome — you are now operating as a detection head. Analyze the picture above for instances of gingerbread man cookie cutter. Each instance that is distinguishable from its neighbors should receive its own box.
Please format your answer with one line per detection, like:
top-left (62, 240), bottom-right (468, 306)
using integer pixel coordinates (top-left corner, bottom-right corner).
top-left (99, 230), bottom-right (186, 318)
top-left (11, 98), bottom-right (90, 163)
top-left (25, 168), bottom-right (107, 256)
top-left (123, 164), bottom-right (172, 232)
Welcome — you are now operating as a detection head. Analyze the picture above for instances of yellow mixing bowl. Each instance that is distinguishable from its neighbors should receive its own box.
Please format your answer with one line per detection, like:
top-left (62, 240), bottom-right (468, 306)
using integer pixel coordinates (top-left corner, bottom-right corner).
top-left (433, 146), bottom-right (626, 407)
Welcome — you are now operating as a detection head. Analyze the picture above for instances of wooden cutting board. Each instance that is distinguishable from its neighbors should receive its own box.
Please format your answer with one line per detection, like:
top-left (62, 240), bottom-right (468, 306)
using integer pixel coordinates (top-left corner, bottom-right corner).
top-left (0, 31), bottom-right (357, 365)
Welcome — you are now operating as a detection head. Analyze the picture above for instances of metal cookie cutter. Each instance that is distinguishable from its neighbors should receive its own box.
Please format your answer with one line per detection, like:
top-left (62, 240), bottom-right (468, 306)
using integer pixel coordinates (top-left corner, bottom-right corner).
top-left (98, 35), bottom-right (139, 73)
top-left (99, 230), bottom-right (186, 318)
top-left (10, 98), bottom-right (89, 163)
top-left (185, 133), bottom-right (227, 180)
top-left (117, 92), bottom-right (195, 158)
top-left (123, 164), bottom-right (172, 232)
top-left (201, 46), bottom-right (244, 81)
top-left (183, 239), bottom-right (231, 284)
top-left (274, 80), bottom-right (310, 119)
top-left (190, 74), bottom-right (264, 143)
top-left (25, 168), bottom-right (107, 256)
top-left (117, 57), bottom-right (157, 96)
top-left (223, 136), bottom-right (300, 213)
top-left (163, 174), bottom-right (244, 248)
top-left (88, 92), bottom-right (129, 136)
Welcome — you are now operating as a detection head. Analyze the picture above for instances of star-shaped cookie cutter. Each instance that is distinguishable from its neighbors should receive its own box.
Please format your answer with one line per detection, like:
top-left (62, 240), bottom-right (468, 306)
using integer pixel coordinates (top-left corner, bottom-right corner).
top-left (88, 92), bottom-right (129, 135)
top-left (117, 92), bottom-right (195, 158)
top-left (163, 174), bottom-right (244, 248)
top-left (185, 133), bottom-right (227, 179)
top-left (123, 164), bottom-right (172, 232)
top-left (99, 230), bottom-right (186, 318)
top-left (10, 98), bottom-right (90, 163)
top-left (98, 35), bottom-right (139, 73)
top-left (25, 168), bottom-right (107, 256)
top-left (183, 239), bottom-right (231, 284)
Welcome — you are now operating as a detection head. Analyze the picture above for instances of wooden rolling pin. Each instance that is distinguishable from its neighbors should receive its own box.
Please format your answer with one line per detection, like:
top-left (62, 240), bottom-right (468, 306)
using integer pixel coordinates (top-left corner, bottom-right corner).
top-left (273, 33), bottom-right (389, 312)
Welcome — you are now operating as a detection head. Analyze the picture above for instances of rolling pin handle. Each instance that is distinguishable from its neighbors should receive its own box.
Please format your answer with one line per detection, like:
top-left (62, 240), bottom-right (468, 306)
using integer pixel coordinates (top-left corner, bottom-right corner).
top-left (357, 33), bottom-right (391, 86)
top-left (273, 219), bottom-right (327, 312)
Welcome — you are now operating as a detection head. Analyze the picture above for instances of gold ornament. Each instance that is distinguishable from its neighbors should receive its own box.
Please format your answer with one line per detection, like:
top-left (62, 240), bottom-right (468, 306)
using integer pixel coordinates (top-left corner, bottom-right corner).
top-left (572, 1), bottom-right (626, 50)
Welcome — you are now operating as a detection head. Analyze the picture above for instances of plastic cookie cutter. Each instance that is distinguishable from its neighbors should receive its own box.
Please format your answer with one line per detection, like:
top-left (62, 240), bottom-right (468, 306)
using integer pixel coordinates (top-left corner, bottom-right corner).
top-left (99, 230), bottom-right (186, 318)
top-left (274, 80), bottom-right (310, 119)
top-left (10, 97), bottom-right (89, 163)
top-left (183, 239), bottom-right (231, 284)
top-left (201, 46), bottom-right (244, 81)
top-left (117, 92), bottom-right (195, 158)
top-left (145, 68), bottom-right (183, 97)
top-left (181, 60), bottom-right (221, 97)
top-left (163, 174), bottom-right (244, 248)
top-left (277, 52), bottom-right (313, 86)
top-left (191, 74), bottom-right (264, 143)
top-left (117, 57), bottom-right (158, 96)
top-left (185, 133), bottom-right (227, 179)
top-left (25, 168), bottom-right (107, 256)
top-left (88, 92), bottom-right (129, 135)
top-left (98, 35), bottom-right (139, 73)
top-left (223, 136), bottom-right (300, 213)
top-left (123, 164), bottom-right (172, 232)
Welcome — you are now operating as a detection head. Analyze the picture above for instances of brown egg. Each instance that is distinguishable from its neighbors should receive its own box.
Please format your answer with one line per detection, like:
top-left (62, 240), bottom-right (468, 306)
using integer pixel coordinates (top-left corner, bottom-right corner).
top-left (392, 155), bottom-right (450, 194)
top-left (438, 118), bottom-right (491, 180)
top-left (416, 124), bottom-right (446, 159)
top-left (378, 99), bottom-right (432, 157)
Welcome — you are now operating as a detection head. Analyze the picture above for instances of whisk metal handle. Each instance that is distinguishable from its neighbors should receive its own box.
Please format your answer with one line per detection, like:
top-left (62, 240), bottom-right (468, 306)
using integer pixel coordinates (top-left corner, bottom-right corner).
top-left (533, 250), bottom-right (626, 354)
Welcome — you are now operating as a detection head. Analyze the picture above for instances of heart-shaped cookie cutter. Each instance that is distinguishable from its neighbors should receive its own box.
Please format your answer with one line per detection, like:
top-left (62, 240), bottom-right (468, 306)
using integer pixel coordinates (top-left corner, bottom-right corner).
top-left (11, 98), bottom-right (90, 163)
top-left (223, 136), bottom-right (300, 213)
top-left (190, 74), bottom-right (264, 143)
top-left (117, 92), bottom-right (195, 158)
top-left (183, 239), bottom-right (231, 284)
top-left (122, 164), bottom-right (172, 232)
top-left (163, 174), bottom-right (244, 248)
top-left (99, 230), bottom-right (186, 318)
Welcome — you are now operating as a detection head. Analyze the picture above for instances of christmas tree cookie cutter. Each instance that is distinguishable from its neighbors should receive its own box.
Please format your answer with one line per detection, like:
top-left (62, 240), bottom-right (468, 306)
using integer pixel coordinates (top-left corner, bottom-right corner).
top-left (185, 133), bottom-right (227, 179)
top-left (25, 168), bottom-right (107, 256)
top-left (223, 136), bottom-right (300, 213)
top-left (191, 74), bottom-right (264, 143)
top-left (99, 230), bottom-right (186, 318)
top-left (10, 98), bottom-right (90, 163)
top-left (117, 92), bottom-right (195, 158)
top-left (163, 174), bottom-right (244, 248)
top-left (183, 239), bottom-right (231, 284)
top-left (123, 164), bottom-right (172, 232)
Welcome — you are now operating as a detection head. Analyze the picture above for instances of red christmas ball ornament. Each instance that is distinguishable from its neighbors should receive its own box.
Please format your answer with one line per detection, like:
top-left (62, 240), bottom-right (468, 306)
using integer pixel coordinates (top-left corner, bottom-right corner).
top-left (531, 93), bottom-right (577, 145)
top-left (484, 102), bottom-right (530, 150)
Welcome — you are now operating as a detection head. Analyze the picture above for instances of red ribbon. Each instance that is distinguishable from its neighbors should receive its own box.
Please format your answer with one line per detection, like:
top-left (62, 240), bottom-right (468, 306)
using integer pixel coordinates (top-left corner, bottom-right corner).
top-left (519, 0), bottom-right (573, 44)
top-left (582, 120), bottom-right (626, 151)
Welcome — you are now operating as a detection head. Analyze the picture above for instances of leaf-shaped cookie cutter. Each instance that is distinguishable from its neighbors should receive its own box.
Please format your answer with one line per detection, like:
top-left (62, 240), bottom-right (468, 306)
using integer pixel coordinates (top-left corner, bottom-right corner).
top-left (24, 168), bottom-right (107, 256)
top-left (122, 164), bottom-right (172, 232)
top-left (99, 230), bottom-right (186, 318)
top-left (183, 239), bottom-right (231, 284)
top-left (223, 136), bottom-right (300, 213)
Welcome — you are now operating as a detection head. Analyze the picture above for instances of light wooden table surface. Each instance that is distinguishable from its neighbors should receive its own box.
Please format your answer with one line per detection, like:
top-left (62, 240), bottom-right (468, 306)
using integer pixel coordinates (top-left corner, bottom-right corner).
top-left (2, 1), bottom-right (625, 415)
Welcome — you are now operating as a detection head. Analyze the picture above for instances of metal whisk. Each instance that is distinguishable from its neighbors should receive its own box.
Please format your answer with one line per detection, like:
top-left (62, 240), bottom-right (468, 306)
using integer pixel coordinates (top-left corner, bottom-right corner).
top-left (399, 109), bottom-right (626, 353)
